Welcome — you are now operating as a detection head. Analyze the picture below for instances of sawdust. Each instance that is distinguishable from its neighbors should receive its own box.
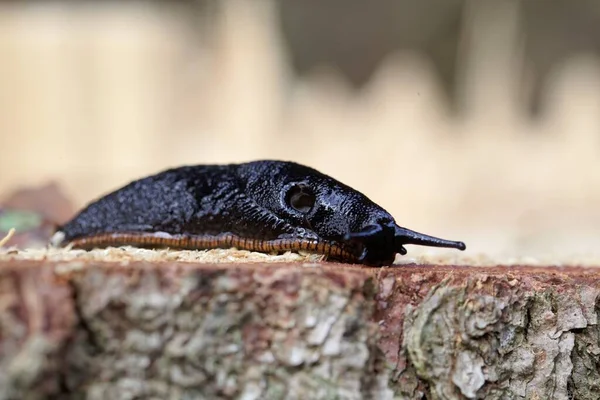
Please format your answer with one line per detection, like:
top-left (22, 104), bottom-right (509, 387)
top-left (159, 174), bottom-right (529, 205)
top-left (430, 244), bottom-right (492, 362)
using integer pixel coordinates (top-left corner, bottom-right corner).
top-left (0, 245), bottom-right (325, 264)
top-left (0, 245), bottom-right (599, 267)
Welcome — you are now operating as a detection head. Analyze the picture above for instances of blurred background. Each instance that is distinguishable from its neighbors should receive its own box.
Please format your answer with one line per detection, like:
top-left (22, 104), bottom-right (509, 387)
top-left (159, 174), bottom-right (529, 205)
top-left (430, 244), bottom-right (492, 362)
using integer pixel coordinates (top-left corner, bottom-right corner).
top-left (2, 0), bottom-right (600, 259)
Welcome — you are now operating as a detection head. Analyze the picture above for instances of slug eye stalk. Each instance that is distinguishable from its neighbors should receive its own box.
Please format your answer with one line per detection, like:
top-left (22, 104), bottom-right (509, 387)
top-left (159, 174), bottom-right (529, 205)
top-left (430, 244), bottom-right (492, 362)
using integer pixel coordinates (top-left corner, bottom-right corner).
top-left (346, 223), bottom-right (466, 265)
top-left (394, 225), bottom-right (466, 252)
top-left (346, 223), bottom-right (466, 252)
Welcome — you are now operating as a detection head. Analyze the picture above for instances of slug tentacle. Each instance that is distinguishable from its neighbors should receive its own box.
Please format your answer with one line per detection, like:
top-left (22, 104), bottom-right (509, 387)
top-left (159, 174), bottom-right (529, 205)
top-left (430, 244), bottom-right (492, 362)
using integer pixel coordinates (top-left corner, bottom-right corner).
top-left (54, 160), bottom-right (466, 266)
top-left (394, 225), bottom-right (466, 251)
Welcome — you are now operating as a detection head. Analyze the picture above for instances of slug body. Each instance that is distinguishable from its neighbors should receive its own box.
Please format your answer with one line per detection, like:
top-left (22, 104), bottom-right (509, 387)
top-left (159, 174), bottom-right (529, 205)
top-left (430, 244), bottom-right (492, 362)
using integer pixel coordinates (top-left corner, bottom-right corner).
top-left (53, 160), bottom-right (466, 266)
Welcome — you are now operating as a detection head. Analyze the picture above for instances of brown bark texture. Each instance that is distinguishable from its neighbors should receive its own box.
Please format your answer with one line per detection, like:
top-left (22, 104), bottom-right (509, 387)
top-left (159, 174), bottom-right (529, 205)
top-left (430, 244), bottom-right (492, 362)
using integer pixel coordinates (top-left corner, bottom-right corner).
top-left (0, 260), bottom-right (599, 400)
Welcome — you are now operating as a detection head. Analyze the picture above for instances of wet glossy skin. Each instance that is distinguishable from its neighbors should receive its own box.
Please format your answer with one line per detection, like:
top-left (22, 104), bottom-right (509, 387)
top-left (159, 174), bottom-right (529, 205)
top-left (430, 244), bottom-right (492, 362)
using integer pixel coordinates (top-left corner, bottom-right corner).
top-left (55, 160), bottom-right (465, 266)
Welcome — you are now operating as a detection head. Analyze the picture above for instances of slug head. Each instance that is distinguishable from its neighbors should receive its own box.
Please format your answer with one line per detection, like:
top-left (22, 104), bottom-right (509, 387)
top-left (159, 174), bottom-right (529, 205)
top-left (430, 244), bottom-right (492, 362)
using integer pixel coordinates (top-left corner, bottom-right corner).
top-left (238, 161), bottom-right (465, 266)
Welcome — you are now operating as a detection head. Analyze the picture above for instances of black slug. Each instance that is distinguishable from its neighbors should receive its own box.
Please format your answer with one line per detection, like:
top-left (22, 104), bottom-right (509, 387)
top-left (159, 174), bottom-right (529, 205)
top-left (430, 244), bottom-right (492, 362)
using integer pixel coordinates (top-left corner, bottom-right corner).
top-left (51, 160), bottom-right (466, 266)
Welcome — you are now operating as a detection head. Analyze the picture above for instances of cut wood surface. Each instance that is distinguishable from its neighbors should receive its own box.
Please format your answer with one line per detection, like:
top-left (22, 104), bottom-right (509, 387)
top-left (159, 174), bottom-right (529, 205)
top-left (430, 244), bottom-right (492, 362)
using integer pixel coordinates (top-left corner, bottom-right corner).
top-left (0, 258), bottom-right (599, 400)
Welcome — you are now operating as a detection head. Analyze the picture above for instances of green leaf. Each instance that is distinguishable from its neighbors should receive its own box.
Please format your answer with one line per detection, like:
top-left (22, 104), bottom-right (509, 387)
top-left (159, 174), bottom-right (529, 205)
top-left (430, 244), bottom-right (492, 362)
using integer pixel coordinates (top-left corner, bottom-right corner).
top-left (0, 210), bottom-right (43, 232)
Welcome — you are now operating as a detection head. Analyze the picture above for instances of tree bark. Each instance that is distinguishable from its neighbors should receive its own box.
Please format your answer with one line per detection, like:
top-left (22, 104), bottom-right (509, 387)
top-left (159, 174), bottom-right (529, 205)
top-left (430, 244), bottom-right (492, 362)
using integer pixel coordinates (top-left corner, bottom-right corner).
top-left (0, 260), bottom-right (598, 399)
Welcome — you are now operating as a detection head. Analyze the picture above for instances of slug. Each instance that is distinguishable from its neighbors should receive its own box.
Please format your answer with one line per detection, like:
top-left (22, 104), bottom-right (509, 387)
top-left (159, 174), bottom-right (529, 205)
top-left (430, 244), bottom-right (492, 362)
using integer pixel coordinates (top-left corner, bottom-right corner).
top-left (51, 160), bottom-right (466, 266)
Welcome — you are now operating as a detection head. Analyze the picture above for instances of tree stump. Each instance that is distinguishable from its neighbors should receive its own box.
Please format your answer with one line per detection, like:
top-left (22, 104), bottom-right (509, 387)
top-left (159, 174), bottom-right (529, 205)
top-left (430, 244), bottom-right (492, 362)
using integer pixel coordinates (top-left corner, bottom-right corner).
top-left (0, 259), bottom-right (598, 400)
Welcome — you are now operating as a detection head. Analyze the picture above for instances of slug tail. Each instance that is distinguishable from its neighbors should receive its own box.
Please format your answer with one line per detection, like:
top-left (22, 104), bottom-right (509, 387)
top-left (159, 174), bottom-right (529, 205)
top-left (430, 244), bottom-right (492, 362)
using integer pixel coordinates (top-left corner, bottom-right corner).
top-left (50, 231), bottom-right (66, 247)
top-left (394, 226), bottom-right (466, 251)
